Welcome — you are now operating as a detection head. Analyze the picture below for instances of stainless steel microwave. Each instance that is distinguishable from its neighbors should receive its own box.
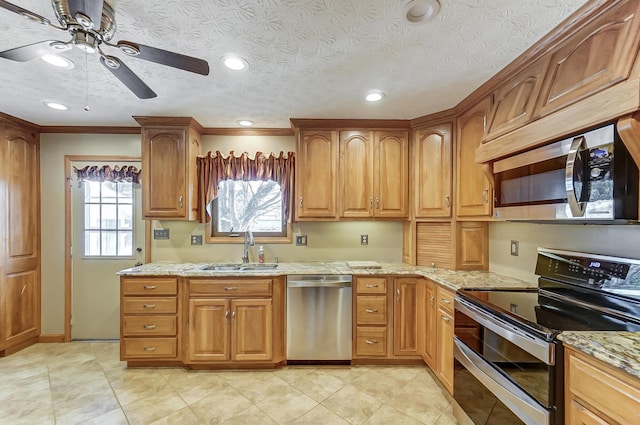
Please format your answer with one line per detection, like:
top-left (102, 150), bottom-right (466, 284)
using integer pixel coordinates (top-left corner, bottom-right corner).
top-left (493, 123), bottom-right (639, 222)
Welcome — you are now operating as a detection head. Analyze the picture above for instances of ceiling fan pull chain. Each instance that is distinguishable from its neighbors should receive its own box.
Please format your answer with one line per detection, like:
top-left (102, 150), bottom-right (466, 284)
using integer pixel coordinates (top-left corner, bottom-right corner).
top-left (84, 50), bottom-right (90, 111)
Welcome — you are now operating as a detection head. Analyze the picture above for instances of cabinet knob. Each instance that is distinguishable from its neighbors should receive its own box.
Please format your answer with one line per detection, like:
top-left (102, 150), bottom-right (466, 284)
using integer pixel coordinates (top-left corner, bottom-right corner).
top-left (441, 298), bottom-right (451, 304)
top-left (430, 296), bottom-right (435, 307)
top-left (396, 288), bottom-right (401, 301)
top-left (232, 311), bottom-right (236, 319)
top-left (143, 346), bottom-right (157, 351)
top-left (370, 197), bottom-right (373, 209)
top-left (376, 197), bottom-right (380, 209)
top-left (225, 310), bottom-right (230, 321)
top-left (481, 188), bottom-right (488, 203)
top-left (365, 284), bottom-right (378, 288)
top-left (142, 324), bottom-right (156, 329)
top-left (365, 308), bottom-right (379, 313)
top-left (299, 196), bottom-right (303, 208)
top-left (445, 195), bottom-right (450, 208)
top-left (143, 285), bottom-right (157, 290)
top-left (364, 339), bottom-right (378, 345)
top-left (442, 317), bottom-right (451, 322)
top-left (143, 304), bottom-right (156, 309)
top-left (224, 286), bottom-right (238, 291)
top-left (178, 195), bottom-right (184, 208)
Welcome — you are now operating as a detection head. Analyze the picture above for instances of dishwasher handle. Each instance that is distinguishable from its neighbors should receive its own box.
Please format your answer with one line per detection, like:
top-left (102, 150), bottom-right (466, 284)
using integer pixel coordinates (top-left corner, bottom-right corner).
top-left (287, 281), bottom-right (352, 288)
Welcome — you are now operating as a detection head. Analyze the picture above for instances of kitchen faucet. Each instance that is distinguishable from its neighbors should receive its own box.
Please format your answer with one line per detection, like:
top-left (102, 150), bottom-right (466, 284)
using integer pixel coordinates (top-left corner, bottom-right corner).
top-left (242, 229), bottom-right (254, 263)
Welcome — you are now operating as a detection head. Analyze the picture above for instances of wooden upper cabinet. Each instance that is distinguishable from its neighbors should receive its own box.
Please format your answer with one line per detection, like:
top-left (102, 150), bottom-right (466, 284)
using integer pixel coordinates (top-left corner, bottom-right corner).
top-left (456, 97), bottom-right (493, 218)
top-left (484, 57), bottom-right (550, 142)
top-left (340, 130), bottom-right (374, 218)
top-left (136, 117), bottom-right (201, 220)
top-left (535, 0), bottom-right (640, 117)
top-left (375, 130), bottom-right (409, 218)
top-left (296, 130), bottom-right (338, 219)
top-left (413, 123), bottom-right (452, 218)
top-left (338, 129), bottom-right (408, 219)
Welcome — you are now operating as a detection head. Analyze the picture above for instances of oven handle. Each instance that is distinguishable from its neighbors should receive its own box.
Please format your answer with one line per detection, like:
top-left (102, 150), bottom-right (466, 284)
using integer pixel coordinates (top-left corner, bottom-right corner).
top-left (455, 297), bottom-right (554, 365)
top-left (454, 338), bottom-right (551, 425)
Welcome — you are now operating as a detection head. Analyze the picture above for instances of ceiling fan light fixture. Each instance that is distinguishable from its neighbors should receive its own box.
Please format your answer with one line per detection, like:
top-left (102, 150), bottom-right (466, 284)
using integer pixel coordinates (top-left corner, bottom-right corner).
top-left (41, 54), bottom-right (75, 69)
top-left (72, 31), bottom-right (97, 53)
top-left (403, 0), bottom-right (441, 25)
top-left (222, 55), bottom-right (248, 71)
top-left (365, 91), bottom-right (385, 102)
top-left (43, 101), bottom-right (69, 111)
top-left (237, 120), bottom-right (254, 127)
top-left (102, 55), bottom-right (120, 69)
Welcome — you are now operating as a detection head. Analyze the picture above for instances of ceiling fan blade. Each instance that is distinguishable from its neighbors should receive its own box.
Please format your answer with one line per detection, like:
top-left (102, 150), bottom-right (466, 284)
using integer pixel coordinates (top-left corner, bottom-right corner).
top-left (0, 0), bottom-right (53, 25)
top-left (100, 55), bottom-right (157, 99)
top-left (0, 40), bottom-right (65, 62)
top-left (117, 41), bottom-right (210, 75)
top-left (67, 0), bottom-right (104, 29)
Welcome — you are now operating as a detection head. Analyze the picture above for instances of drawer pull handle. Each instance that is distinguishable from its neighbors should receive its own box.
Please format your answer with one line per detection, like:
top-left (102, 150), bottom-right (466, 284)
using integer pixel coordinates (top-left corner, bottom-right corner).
top-left (143, 304), bottom-right (156, 309)
top-left (365, 308), bottom-right (379, 313)
top-left (143, 285), bottom-right (157, 289)
top-left (224, 287), bottom-right (238, 291)
top-left (365, 339), bottom-right (378, 345)
top-left (365, 284), bottom-right (379, 288)
top-left (442, 317), bottom-right (451, 322)
top-left (441, 298), bottom-right (451, 304)
top-left (143, 346), bottom-right (157, 351)
top-left (142, 324), bottom-right (156, 329)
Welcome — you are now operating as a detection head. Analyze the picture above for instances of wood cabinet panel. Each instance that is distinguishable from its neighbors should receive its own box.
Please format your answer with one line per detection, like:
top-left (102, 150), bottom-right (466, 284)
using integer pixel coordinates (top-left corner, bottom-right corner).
top-left (456, 222), bottom-right (489, 270)
top-left (422, 280), bottom-right (437, 370)
top-left (355, 277), bottom-right (388, 294)
top-left (393, 278), bottom-right (419, 356)
top-left (121, 278), bottom-right (178, 295)
top-left (413, 123), bottom-right (453, 218)
top-left (375, 130), bottom-right (409, 218)
top-left (456, 97), bottom-right (493, 217)
top-left (485, 57), bottom-right (550, 141)
top-left (5, 271), bottom-right (38, 344)
top-left (436, 307), bottom-right (454, 394)
top-left (566, 347), bottom-right (640, 425)
top-left (188, 299), bottom-right (229, 362)
top-left (536, 0), bottom-right (640, 118)
top-left (122, 338), bottom-right (177, 359)
top-left (122, 297), bottom-right (177, 314)
top-left (296, 130), bottom-right (339, 219)
top-left (416, 222), bottom-right (453, 269)
top-left (355, 327), bottom-right (387, 357)
top-left (356, 296), bottom-right (388, 325)
top-left (189, 279), bottom-right (272, 297)
top-left (122, 316), bottom-right (177, 336)
top-left (231, 299), bottom-right (272, 361)
top-left (340, 130), bottom-right (374, 218)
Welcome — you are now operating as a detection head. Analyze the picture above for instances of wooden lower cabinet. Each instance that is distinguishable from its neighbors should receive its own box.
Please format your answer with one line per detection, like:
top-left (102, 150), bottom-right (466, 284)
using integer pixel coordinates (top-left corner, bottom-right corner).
top-left (565, 346), bottom-right (640, 424)
top-left (393, 277), bottom-right (419, 356)
top-left (436, 304), bottom-right (454, 394)
top-left (185, 277), bottom-right (283, 366)
top-left (421, 279), bottom-right (437, 370)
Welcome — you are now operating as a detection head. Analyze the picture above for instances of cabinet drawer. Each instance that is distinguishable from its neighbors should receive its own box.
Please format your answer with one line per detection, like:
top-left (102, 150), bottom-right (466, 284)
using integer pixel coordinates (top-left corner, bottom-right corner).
top-left (355, 327), bottom-right (387, 357)
top-left (190, 279), bottom-right (272, 297)
top-left (122, 316), bottom-right (177, 336)
top-left (122, 338), bottom-right (177, 359)
top-left (437, 287), bottom-right (454, 313)
top-left (356, 277), bottom-right (387, 294)
top-left (356, 296), bottom-right (387, 325)
top-left (122, 278), bottom-right (178, 295)
top-left (568, 349), bottom-right (640, 425)
top-left (122, 297), bottom-right (177, 314)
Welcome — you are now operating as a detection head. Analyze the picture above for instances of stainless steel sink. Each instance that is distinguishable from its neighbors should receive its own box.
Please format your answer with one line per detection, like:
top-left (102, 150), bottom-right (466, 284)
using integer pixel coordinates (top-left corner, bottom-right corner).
top-left (200, 263), bottom-right (278, 271)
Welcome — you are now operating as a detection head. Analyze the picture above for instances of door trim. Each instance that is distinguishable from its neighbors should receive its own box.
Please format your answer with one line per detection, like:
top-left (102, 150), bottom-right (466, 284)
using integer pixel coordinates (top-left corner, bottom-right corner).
top-left (63, 155), bottom-right (149, 342)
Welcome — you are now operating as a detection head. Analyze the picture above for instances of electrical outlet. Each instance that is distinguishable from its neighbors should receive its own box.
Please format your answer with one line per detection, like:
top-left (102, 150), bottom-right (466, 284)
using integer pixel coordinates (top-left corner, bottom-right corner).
top-left (191, 235), bottom-right (203, 245)
top-left (361, 234), bottom-right (368, 245)
top-left (510, 240), bottom-right (519, 256)
top-left (153, 228), bottom-right (170, 240)
top-left (296, 235), bottom-right (307, 246)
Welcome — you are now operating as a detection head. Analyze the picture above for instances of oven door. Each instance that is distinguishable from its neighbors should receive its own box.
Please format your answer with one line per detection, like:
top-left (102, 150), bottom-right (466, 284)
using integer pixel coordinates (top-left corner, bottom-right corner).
top-left (454, 297), bottom-right (559, 425)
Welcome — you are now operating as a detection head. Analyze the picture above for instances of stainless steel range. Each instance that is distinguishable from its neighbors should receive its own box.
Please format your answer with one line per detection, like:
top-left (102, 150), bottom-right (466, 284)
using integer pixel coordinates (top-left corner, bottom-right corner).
top-left (453, 248), bottom-right (640, 425)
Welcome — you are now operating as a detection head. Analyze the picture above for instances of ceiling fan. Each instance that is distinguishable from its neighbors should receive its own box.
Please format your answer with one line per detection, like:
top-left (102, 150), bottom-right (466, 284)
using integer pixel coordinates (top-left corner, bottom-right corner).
top-left (0, 0), bottom-right (210, 99)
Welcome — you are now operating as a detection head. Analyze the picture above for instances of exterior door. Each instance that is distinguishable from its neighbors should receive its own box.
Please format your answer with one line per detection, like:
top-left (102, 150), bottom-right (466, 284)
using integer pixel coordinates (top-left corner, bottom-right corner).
top-left (71, 161), bottom-right (145, 340)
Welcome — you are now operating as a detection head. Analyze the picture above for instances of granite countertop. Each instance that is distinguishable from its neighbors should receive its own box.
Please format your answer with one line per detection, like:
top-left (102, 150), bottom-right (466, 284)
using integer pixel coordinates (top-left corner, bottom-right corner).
top-left (116, 261), bottom-right (537, 291)
top-left (560, 331), bottom-right (640, 380)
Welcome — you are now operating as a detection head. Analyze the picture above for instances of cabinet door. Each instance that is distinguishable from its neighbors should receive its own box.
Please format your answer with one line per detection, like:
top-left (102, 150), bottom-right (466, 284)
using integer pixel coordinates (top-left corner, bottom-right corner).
top-left (456, 97), bottom-right (493, 217)
top-left (142, 127), bottom-right (187, 219)
top-left (231, 299), bottom-right (272, 361)
top-left (567, 400), bottom-right (609, 425)
top-left (455, 222), bottom-right (488, 270)
top-left (340, 130), bottom-right (374, 218)
top-left (393, 278), bottom-right (419, 356)
top-left (436, 307), bottom-right (454, 394)
top-left (414, 124), bottom-right (452, 218)
top-left (375, 130), bottom-right (409, 218)
top-left (296, 130), bottom-right (338, 219)
top-left (422, 281), bottom-right (437, 370)
top-left (416, 222), bottom-right (453, 269)
top-left (5, 270), bottom-right (38, 346)
top-left (188, 299), bottom-right (229, 362)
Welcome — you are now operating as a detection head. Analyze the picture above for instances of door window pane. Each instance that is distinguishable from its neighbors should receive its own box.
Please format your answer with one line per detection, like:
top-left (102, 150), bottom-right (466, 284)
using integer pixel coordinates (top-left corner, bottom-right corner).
top-left (82, 180), bottom-right (135, 257)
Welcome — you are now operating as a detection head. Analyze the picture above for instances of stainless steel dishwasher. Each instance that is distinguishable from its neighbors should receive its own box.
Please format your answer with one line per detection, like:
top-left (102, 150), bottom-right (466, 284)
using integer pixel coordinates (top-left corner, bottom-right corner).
top-left (286, 274), bottom-right (352, 361)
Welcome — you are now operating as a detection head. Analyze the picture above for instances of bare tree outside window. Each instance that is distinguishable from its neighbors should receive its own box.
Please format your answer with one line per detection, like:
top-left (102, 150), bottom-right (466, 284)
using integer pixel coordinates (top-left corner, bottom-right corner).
top-left (215, 180), bottom-right (284, 234)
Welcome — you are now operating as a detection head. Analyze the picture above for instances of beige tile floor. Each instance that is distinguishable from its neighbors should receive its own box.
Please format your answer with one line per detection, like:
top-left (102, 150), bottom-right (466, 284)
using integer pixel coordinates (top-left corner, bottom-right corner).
top-left (0, 342), bottom-right (459, 425)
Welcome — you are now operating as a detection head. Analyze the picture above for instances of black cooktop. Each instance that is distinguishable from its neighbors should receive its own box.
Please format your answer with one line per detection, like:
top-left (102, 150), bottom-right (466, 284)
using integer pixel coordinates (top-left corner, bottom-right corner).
top-left (457, 248), bottom-right (640, 340)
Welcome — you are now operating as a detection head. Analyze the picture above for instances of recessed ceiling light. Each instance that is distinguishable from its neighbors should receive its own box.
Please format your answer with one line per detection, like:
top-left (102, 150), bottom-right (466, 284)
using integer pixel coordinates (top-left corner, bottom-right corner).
top-left (365, 91), bottom-right (385, 102)
top-left (403, 0), bottom-right (441, 24)
top-left (237, 120), bottom-right (255, 127)
top-left (222, 55), bottom-right (248, 71)
top-left (41, 54), bottom-right (75, 69)
top-left (43, 101), bottom-right (68, 111)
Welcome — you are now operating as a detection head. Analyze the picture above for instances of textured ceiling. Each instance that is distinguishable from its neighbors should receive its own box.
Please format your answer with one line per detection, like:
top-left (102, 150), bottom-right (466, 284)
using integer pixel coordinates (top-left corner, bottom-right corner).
top-left (0, 0), bottom-right (588, 128)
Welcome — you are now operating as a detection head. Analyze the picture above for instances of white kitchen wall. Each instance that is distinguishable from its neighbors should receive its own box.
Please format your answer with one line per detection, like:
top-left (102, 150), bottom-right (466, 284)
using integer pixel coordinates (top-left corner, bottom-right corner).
top-left (489, 222), bottom-right (640, 283)
top-left (40, 133), bottom-right (141, 334)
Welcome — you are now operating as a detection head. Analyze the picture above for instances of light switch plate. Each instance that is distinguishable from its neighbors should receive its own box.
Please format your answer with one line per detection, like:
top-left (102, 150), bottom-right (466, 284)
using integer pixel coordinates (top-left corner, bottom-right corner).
top-left (296, 235), bottom-right (307, 246)
top-left (153, 228), bottom-right (170, 240)
top-left (191, 235), bottom-right (203, 245)
top-left (510, 240), bottom-right (519, 256)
